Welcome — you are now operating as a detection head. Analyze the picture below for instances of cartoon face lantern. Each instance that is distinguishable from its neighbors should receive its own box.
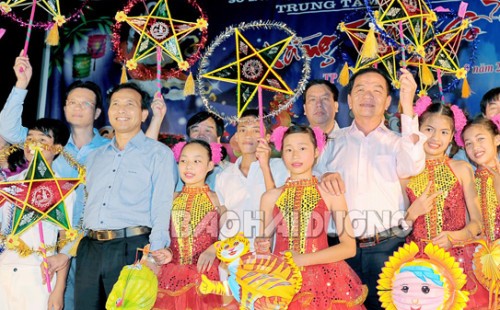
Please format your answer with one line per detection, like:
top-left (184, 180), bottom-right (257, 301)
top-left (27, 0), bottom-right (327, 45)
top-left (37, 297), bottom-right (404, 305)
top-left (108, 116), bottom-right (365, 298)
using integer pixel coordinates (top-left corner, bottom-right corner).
top-left (392, 262), bottom-right (446, 310)
top-left (378, 242), bottom-right (469, 310)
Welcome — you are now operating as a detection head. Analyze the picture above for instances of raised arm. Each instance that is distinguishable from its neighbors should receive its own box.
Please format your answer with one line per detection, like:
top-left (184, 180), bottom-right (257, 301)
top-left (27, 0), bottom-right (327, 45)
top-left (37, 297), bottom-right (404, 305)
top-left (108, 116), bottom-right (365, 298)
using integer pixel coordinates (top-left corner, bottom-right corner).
top-left (0, 50), bottom-right (31, 144)
top-left (145, 92), bottom-right (167, 140)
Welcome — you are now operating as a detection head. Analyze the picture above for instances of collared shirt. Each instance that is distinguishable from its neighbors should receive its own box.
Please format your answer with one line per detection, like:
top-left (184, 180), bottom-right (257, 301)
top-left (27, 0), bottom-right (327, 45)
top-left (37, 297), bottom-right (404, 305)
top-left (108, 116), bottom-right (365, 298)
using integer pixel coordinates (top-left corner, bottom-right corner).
top-left (0, 87), bottom-right (110, 226)
top-left (53, 129), bottom-right (109, 225)
top-left (215, 157), bottom-right (288, 248)
top-left (83, 131), bottom-right (176, 250)
top-left (316, 115), bottom-right (426, 237)
top-left (0, 87), bottom-right (28, 144)
top-left (0, 170), bottom-right (75, 266)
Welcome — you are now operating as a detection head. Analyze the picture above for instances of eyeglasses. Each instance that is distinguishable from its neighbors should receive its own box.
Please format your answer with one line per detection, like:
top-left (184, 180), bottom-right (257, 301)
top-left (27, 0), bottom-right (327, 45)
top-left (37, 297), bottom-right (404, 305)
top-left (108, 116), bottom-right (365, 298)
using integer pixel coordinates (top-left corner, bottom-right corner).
top-left (66, 99), bottom-right (96, 109)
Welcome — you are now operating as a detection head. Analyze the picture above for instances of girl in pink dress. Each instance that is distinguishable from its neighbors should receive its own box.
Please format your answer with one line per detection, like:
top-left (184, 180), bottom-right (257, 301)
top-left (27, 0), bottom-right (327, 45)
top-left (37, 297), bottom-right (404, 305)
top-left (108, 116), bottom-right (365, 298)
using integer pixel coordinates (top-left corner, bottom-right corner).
top-left (153, 140), bottom-right (225, 309)
top-left (258, 125), bottom-right (367, 309)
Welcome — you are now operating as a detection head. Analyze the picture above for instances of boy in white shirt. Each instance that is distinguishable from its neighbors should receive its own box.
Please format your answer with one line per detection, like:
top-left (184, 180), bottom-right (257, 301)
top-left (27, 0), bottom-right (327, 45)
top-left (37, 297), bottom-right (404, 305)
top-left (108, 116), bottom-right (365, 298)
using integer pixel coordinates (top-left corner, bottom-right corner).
top-left (0, 118), bottom-right (74, 310)
top-left (215, 109), bottom-right (288, 249)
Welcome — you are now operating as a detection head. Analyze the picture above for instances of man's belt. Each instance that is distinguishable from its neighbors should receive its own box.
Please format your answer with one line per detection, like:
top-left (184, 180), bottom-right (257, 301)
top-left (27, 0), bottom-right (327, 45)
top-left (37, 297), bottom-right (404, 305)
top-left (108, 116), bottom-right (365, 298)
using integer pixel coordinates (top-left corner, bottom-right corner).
top-left (87, 226), bottom-right (151, 241)
top-left (356, 225), bottom-right (408, 248)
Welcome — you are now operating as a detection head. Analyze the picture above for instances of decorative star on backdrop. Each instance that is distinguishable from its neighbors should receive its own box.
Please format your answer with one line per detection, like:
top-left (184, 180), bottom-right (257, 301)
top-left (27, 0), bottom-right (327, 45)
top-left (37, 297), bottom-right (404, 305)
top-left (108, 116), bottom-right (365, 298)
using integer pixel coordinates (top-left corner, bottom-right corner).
top-left (0, 149), bottom-right (82, 235)
top-left (201, 28), bottom-right (294, 117)
top-left (116, 0), bottom-right (208, 71)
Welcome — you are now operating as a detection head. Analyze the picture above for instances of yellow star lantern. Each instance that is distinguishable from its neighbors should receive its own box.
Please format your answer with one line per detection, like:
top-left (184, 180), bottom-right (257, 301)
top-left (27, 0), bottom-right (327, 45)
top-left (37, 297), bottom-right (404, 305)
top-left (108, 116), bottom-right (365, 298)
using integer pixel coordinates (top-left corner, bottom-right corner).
top-left (337, 17), bottom-right (400, 88)
top-left (372, 0), bottom-right (437, 58)
top-left (0, 148), bottom-right (83, 235)
top-left (202, 29), bottom-right (294, 118)
top-left (115, 0), bottom-right (208, 74)
top-left (0, 0), bottom-right (85, 46)
top-left (197, 21), bottom-right (310, 123)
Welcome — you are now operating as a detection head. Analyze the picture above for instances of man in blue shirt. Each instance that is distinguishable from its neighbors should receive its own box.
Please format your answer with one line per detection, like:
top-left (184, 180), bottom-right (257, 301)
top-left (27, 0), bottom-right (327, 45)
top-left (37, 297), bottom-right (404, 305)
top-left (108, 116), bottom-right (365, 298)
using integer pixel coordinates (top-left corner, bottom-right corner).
top-left (0, 51), bottom-right (168, 309)
top-left (74, 82), bottom-right (176, 309)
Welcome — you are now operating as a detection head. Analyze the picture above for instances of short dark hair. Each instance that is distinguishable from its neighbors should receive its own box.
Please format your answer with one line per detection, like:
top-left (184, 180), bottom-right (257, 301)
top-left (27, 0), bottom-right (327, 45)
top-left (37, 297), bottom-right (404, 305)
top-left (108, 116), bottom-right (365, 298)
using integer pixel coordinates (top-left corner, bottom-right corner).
top-left (346, 67), bottom-right (393, 95)
top-left (29, 118), bottom-right (70, 147)
top-left (66, 80), bottom-right (103, 111)
top-left (186, 111), bottom-right (225, 137)
top-left (480, 87), bottom-right (500, 114)
top-left (238, 109), bottom-right (271, 134)
top-left (304, 79), bottom-right (339, 101)
top-left (107, 82), bottom-right (150, 110)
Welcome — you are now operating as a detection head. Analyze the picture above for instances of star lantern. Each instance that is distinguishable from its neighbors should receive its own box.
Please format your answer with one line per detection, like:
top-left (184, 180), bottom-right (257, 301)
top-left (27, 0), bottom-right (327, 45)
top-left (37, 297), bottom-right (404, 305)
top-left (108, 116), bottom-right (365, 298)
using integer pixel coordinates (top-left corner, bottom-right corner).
top-left (337, 16), bottom-right (400, 88)
top-left (0, 148), bottom-right (82, 235)
top-left (197, 21), bottom-right (310, 124)
top-left (113, 0), bottom-right (208, 83)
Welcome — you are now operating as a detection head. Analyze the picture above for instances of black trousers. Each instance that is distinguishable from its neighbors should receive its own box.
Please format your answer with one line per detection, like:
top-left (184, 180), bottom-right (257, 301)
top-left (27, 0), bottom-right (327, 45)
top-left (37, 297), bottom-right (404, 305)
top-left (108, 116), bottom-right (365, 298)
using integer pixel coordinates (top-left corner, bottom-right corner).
top-left (346, 236), bottom-right (405, 310)
top-left (74, 234), bottom-right (149, 310)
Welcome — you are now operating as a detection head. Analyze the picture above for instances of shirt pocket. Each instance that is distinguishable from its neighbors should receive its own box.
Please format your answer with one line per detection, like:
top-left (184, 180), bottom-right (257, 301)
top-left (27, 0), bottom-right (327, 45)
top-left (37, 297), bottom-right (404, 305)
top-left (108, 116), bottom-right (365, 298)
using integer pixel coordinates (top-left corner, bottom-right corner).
top-left (118, 169), bottom-right (151, 205)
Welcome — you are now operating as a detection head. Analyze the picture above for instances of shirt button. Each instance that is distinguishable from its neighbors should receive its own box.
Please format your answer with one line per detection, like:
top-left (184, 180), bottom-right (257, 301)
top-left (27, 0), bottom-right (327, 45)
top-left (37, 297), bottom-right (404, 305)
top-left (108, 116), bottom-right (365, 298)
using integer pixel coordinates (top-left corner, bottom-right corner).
top-left (112, 169), bottom-right (116, 172)
top-left (103, 203), bottom-right (106, 206)
top-left (13, 268), bottom-right (17, 272)
top-left (118, 154), bottom-right (122, 157)
top-left (108, 186), bottom-right (111, 189)
top-left (100, 221), bottom-right (104, 224)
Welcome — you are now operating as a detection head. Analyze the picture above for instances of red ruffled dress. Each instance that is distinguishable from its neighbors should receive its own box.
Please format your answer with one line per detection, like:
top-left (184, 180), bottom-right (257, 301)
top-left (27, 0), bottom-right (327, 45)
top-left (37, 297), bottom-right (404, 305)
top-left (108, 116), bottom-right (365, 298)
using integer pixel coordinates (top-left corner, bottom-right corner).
top-left (475, 167), bottom-right (500, 242)
top-left (406, 157), bottom-right (489, 309)
top-left (154, 185), bottom-right (222, 309)
top-left (272, 178), bottom-right (367, 310)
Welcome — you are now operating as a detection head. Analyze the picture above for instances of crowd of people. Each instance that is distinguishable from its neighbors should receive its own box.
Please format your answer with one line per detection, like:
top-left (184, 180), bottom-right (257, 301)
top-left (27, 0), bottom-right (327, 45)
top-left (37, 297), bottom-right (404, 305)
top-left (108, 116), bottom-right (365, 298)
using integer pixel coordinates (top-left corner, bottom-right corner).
top-left (0, 49), bottom-right (499, 310)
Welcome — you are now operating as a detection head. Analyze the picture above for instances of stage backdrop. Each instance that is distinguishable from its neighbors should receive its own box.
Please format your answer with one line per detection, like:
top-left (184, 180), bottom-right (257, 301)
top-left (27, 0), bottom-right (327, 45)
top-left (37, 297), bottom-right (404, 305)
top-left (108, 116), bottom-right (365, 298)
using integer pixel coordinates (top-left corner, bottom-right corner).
top-left (44, 0), bottom-right (500, 141)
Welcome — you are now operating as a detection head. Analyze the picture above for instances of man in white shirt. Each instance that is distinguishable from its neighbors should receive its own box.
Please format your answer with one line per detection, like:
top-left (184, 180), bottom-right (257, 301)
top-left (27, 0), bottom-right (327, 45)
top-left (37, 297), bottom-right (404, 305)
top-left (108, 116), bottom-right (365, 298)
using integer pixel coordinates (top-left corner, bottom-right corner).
top-left (303, 79), bottom-right (342, 244)
top-left (318, 67), bottom-right (426, 309)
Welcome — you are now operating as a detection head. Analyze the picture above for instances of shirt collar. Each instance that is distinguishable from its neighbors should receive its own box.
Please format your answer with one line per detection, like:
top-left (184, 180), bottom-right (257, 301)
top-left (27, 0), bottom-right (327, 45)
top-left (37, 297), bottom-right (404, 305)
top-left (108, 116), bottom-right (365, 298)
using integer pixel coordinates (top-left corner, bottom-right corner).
top-left (348, 119), bottom-right (389, 135)
top-left (67, 128), bottom-right (109, 148)
top-left (107, 130), bottom-right (147, 151)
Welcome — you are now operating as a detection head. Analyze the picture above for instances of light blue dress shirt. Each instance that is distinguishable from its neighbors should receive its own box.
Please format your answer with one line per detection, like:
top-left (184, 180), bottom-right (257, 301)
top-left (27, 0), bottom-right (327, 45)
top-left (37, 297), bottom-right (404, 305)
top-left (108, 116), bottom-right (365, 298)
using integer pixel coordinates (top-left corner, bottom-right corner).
top-left (83, 131), bottom-right (177, 250)
top-left (0, 87), bottom-right (109, 225)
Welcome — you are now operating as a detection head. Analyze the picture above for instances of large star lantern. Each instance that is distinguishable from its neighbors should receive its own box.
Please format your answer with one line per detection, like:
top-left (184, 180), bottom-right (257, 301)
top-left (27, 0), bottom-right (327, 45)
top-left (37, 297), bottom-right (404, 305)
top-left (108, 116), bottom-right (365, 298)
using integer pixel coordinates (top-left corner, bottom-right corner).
top-left (201, 28), bottom-right (294, 118)
top-left (115, 0), bottom-right (208, 72)
top-left (0, 149), bottom-right (82, 235)
top-left (338, 16), bottom-right (400, 88)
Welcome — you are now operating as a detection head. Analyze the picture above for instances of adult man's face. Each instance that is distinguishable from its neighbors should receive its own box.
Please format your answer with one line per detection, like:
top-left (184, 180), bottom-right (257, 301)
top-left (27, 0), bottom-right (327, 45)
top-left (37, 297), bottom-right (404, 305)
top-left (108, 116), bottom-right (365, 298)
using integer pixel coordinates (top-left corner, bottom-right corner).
top-left (108, 88), bottom-right (148, 135)
top-left (304, 84), bottom-right (338, 132)
top-left (348, 72), bottom-right (391, 121)
top-left (188, 117), bottom-right (220, 143)
top-left (64, 87), bottom-right (101, 128)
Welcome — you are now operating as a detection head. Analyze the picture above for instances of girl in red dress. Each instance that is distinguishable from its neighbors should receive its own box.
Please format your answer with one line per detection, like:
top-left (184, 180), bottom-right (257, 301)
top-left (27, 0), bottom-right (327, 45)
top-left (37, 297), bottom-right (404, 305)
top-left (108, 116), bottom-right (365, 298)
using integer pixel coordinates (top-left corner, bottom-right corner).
top-left (258, 125), bottom-right (367, 309)
top-left (404, 100), bottom-right (488, 309)
top-left (153, 140), bottom-right (224, 309)
top-left (462, 116), bottom-right (500, 242)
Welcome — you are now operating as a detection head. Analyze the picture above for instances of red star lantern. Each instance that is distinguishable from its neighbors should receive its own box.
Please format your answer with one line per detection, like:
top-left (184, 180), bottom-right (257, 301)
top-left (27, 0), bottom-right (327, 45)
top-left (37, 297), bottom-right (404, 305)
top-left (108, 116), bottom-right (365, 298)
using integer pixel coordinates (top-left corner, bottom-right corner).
top-left (0, 149), bottom-right (82, 235)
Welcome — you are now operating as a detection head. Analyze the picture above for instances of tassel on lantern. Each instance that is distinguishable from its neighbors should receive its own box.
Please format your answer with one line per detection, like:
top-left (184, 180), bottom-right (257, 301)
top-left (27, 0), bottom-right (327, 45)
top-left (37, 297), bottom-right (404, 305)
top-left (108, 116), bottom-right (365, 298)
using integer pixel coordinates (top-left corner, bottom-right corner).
top-left (361, 26), bottom-right (378, 60)
top-left (120, 65), bottom-right (128, 84)
top-left (461, 77), bottom-right (471, 98)
top-left (183, 71), bottom-right (195, 96)
top-left (421, 63), bottom-right (434, 86)
top-left (68, 232), bottom-right (84, 257)
top-left (339, 62), bottom-right (350, 86)
top-left (45, 24), bottom-right (59, 46)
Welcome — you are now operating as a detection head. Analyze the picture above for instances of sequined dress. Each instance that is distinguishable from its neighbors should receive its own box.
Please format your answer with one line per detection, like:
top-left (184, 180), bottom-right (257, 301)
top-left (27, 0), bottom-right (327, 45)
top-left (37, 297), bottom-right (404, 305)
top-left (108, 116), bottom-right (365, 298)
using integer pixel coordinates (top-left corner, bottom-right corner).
top-left (475, 167), bottom-right (500, 242)
top-left (154, 185), bottom-right (222, 309)
top-left (406, 157), bottom-right (488, 309)
top-left (272, 178), bottom-right (367, 310)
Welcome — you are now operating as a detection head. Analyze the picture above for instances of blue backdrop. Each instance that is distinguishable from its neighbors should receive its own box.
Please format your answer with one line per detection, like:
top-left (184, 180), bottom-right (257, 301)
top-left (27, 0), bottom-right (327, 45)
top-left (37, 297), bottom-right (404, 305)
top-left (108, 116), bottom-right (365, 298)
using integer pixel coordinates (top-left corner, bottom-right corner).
top-left (44, 0), bottom-right (500, 140)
